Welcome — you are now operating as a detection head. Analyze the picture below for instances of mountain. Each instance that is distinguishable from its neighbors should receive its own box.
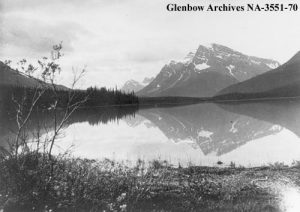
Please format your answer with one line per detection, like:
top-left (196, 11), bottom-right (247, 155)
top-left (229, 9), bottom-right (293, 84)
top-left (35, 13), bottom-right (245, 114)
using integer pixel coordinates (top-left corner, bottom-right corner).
top-left (0, 61), bottom-right (43, 87)
top-left (142, 77), bottom-right (155, 84)
top-left (121, 80), bottom-right (144, 93)
top-left (217, 51), bottom-right (300, 99)
top-left (137, 43), bottom-right (280, 97)
top-left (0, 61), bottom-right (68, 90)
top-left (121, 77), bottom-right (155, 93)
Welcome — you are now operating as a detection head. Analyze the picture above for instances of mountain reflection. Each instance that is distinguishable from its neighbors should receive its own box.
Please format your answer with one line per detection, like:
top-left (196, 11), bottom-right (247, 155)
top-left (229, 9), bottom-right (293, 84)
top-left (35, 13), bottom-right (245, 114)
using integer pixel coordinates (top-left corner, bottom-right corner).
top-left (218, 99), bottom-right (300, 138)
top-left (1, 100), bottom-right (300, 158)
top-left (136, 103), bottom-right (285, 156)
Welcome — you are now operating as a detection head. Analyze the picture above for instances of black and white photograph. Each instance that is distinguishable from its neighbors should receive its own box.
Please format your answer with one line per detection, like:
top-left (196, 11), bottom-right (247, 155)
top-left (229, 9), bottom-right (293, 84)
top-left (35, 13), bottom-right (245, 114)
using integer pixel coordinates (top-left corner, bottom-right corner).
top-left (0, 0), bottom-right (300, 211)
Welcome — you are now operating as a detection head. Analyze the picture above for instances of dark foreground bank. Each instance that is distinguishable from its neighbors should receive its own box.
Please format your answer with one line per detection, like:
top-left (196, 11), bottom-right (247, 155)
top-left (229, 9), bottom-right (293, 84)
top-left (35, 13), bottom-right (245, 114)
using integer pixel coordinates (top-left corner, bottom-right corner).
top-left (0, 154), bottom-right (299, 212)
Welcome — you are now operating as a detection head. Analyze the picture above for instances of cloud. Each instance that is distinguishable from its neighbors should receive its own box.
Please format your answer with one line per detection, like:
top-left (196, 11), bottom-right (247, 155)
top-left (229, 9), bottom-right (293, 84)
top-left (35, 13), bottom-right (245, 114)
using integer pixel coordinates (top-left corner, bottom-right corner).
top-left (1, 0), bottom-right (300, 89)
top-left (125, 47), bottom-right (185, 64)
top-left (126, 52), bottom-right (165, 63)
top-left (0, 17), bottom-right (87, 57)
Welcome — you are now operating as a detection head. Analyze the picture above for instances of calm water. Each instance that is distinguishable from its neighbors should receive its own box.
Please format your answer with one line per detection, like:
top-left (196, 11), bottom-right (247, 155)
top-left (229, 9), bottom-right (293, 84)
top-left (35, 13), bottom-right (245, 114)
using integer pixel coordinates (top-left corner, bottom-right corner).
top-left (2, 100), bottom-right (300, 167)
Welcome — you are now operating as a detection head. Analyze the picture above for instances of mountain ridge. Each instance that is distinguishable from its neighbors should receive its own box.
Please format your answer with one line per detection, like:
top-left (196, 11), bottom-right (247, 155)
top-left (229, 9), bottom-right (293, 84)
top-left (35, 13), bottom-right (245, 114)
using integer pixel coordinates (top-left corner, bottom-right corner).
top-left (137, 43), bottom-right (280, 97)
top-left (0, 61), bottom-right (68, 90)
top-left (121, 77), bottom-right (154, 93)
top-left (217, 51), bottom-right (300, 98)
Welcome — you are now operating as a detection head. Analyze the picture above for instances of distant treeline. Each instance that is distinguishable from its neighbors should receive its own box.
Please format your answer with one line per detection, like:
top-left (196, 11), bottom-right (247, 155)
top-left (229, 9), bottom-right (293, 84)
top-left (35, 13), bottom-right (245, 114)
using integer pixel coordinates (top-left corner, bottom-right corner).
top-left (0, 85), bottom-right (139, 146)
top-left (85, 86), bottom-right (138, 106)
top-left (0, 85), bottom-right (139, 111)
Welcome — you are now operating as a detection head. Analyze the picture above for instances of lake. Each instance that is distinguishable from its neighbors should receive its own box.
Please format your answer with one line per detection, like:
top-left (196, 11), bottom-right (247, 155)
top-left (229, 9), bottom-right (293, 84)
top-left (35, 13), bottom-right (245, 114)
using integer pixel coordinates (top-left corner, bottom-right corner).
top-left (2, 99), bottom-right (300, 167)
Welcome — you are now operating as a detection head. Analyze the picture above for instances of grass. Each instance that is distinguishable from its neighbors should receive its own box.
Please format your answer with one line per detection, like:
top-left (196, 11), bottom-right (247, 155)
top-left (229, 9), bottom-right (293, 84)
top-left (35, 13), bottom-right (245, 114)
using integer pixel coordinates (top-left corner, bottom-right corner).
top-left (0, 154), bottom-right (299, 212)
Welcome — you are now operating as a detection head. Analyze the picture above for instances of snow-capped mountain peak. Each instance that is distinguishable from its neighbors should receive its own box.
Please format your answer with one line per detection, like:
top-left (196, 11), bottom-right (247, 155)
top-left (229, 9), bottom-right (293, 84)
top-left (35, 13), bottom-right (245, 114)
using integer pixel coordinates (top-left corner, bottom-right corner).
top-left (121, 77), bottom-right (154, 93)
top-left (163, 43), bottom-right (280, 80)
top-left (137, 43), bottom-right (280, 97)
top-left (121, 80), bottom-right (143, 93)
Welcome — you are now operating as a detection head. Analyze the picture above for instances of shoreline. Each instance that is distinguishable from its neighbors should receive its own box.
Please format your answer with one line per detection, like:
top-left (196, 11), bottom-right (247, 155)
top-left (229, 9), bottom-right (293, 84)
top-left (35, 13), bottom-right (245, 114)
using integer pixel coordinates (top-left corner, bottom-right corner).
top-left (1, 154), bottom-right (299, 211)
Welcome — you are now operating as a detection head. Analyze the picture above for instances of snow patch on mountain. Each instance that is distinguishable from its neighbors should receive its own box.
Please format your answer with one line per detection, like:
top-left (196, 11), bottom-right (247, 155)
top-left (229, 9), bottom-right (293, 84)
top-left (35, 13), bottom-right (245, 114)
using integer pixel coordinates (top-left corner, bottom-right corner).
top-left (270, 125), bottom-right (282, 131)
top-left (229, 120), bottom-right (238, 133)
top-left (226, 65), bottom-right (235, 76)
top-left (195, 63), bottom-right (210, 71)
top-left (198, 130), bottom-right (213, 138)
top-left (251, 59), bottom-right (261, 65)
top-left (202, 43), bottom-right (214, 50)
top-left (267, 62), bottom-right (280, 69)
top-left (176, 51), bottom-right (196, 64)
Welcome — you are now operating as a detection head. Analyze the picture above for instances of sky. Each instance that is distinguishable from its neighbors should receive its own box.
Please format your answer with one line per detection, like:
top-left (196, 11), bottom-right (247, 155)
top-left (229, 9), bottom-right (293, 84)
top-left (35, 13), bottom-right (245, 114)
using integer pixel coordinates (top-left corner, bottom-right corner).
top-left (0, 0), bottom-right (300, 88)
